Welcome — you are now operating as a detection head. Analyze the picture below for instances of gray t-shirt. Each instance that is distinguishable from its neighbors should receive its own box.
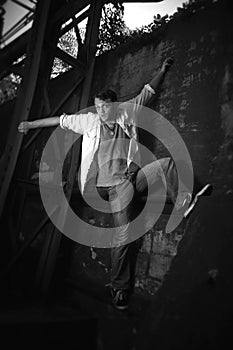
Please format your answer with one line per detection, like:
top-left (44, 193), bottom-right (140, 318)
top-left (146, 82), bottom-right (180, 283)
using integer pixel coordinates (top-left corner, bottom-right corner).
top-left (96, 123), bottom-right (130, 186)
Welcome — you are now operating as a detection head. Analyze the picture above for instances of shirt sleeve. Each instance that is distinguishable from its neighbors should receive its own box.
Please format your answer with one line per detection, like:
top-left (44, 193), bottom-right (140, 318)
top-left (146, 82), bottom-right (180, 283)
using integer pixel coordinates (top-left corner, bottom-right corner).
top-left (119, 84), bottom-right (156, 120)
top-left (144, 84), bottom-right (155, 95)
top-left (60, 112), bottom-right (95, 134)
top-left (129, 84), bottom-right (155, 108)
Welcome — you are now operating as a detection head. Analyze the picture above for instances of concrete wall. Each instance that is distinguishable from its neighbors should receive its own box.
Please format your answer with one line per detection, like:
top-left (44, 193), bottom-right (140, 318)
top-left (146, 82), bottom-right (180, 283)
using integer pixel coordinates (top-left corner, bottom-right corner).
top-left (90, 0), bottom-right (233, 195)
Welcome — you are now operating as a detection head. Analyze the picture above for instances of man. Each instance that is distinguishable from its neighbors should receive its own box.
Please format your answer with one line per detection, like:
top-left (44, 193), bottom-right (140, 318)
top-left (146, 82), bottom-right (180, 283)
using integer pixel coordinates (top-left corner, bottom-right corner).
top-left (18, 57), bottom-right (210, 310)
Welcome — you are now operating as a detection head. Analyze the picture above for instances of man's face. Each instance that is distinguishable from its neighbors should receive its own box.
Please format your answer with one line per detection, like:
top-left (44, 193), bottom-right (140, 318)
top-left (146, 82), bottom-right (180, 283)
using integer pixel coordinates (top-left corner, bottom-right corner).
top-left (94, 98), bottom-right (116, 122)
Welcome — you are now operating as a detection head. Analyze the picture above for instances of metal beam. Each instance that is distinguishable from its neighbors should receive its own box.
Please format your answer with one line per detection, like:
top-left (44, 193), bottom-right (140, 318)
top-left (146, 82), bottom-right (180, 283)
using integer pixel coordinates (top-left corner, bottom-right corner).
top-left (0, 0), bottom-right (52, 219)
top-left (11, 0), bottom-right (35, 12)
top-left (1, 10), bottom-right (33, 48)
top-left (36, 0), bottom-right (103, 297)
top-left (20, 73), bottom-right (84, 153)
top-left (52, 0), bottom-right (90, 25)
top-left (0, 0), bottom-right (89, 72)
top-left (54, 47), bottom-right (86, 71)
top-left (64, 0), bottom-right (86, 55)
top-left (0, 2), bottom-right (6, 40)
top-left (59, 6), bottom-right (89, 40)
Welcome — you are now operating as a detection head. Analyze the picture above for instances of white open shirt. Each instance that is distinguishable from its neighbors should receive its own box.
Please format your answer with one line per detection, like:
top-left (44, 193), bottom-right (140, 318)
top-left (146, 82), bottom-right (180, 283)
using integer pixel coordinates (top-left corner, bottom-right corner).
top-left (60, 84), bottom-right (155, 193)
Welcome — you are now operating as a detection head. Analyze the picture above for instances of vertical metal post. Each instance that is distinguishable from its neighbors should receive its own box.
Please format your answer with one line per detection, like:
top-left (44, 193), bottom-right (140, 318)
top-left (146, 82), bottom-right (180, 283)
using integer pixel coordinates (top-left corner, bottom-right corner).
top-left (0, 1), bottom-right (6, 42)
top-left (36, 0), bottom-right (103, 297)
top-left (0, 0), bottom-right (52, 219)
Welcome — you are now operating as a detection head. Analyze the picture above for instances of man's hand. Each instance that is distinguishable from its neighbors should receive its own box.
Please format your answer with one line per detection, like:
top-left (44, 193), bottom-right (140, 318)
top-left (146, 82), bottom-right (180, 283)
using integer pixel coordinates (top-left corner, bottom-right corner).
top-left (147, 56), bottom-right (174, 92)
top-left (18, 121), bottom-right (31, 135)
top-left (161, 57), bottom-right (174, 74)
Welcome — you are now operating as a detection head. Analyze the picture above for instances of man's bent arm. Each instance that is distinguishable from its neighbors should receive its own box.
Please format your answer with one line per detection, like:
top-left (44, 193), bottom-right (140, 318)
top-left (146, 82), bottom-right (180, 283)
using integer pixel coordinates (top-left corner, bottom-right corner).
top-left (122, 57), bottom-right (174, 117)
top-left (149, 57), bottom-right (174, 91)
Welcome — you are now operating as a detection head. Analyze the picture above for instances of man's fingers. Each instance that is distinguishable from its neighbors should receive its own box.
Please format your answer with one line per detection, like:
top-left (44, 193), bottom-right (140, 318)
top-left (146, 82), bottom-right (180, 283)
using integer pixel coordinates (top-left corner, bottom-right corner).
top-left (18, 123), bottom-right (27, 134)
top-left (162, 57), bottom-right (174, 72)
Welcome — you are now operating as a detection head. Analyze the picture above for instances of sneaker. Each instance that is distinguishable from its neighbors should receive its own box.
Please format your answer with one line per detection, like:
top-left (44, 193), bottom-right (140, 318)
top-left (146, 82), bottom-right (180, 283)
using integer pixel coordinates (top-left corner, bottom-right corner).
top-left (175, 191), bottom-right (192, 212)
top-left (184, 183), bottom-right (213, 218)
top-left (111, 288), bottom-right (129, 310)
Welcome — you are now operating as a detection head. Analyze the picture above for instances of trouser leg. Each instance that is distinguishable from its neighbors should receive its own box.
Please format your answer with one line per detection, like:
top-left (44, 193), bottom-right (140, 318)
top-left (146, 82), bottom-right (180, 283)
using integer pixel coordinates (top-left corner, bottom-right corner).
top-left (108, 158), bottom-right (178, 291)
top-left (110, 240), bottom-right (140, 291)
top-left (108, 180), bottom-right (139, 291)
top-left (135, 157), bottom-right (178, 202)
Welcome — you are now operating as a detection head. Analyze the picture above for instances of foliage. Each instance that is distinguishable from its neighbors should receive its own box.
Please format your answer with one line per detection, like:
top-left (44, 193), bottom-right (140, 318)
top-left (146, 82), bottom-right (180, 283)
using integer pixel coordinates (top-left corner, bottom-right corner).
top-left (0, 73), bottom-right (21, 104)
top-left (126, 13), bottom-right (169, 40)
top-left (51, 28), bottom-right (79, 78)
top-left (97, 2), bottom-right (127, 55)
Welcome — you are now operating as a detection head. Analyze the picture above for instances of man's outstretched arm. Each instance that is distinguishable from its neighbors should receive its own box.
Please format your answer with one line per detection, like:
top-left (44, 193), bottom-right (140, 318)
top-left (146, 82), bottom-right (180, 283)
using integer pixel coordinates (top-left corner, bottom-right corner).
top-left (149, 57), bottom-right (174, 91)
top-left (123, 57), bottom-right (174, 116)
top-left (18, 117), bottom-right (60, 134)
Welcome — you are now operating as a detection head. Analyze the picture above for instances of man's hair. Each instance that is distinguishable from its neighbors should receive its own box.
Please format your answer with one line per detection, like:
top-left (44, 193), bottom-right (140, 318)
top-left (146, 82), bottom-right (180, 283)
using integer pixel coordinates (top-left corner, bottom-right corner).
top-left (94, 89), bottom-right (118, 102)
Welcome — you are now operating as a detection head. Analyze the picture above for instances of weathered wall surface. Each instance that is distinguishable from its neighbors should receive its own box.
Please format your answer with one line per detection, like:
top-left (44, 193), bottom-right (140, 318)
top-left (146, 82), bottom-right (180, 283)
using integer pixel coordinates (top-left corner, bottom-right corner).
top-left (135, 195), bottom-right (233, 349)
top-left (91, 0), bottom-right (233, 195)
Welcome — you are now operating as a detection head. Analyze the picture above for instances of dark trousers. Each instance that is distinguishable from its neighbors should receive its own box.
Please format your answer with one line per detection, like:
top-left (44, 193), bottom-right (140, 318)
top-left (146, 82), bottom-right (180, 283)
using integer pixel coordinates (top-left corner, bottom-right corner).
top-left (96, 157), bottom-right (179, 291)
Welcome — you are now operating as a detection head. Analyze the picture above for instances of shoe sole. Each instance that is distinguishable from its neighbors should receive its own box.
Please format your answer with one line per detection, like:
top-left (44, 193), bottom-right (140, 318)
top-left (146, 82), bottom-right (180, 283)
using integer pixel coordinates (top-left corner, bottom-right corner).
top-left (184, 184), bottom-right (213, 218)
top-left (113, 303), bottom-right (129, 311)
top-left (111, 288), bottom-right (129, 311)
top-left (195, 183), bottom-right (213, 197)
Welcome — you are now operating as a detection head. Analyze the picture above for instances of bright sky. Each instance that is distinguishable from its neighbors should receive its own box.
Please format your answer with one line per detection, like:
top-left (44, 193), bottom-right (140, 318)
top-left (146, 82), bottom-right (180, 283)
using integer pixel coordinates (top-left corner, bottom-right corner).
top-left (2, 0), bottom-right (185, 43)
top-left (124, 0), bottom-right (185, 29)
